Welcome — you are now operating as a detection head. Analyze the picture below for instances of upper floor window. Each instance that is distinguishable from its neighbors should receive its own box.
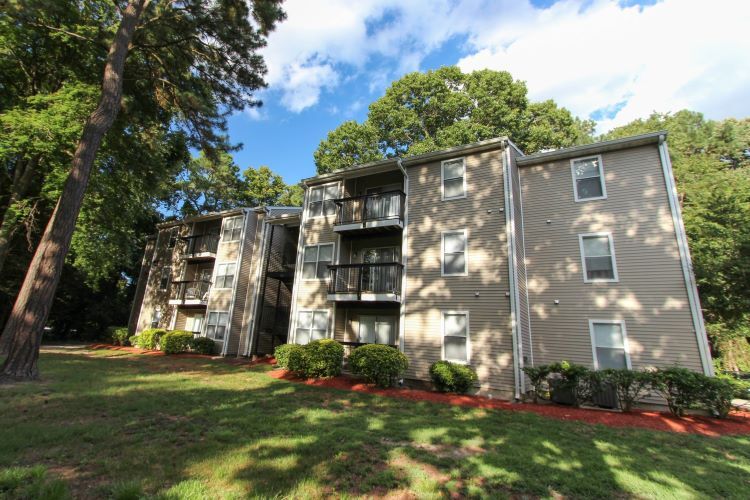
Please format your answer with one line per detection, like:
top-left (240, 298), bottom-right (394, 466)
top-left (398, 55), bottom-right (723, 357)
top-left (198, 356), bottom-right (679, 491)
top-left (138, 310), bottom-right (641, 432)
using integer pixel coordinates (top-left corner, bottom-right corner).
top-left (443, 311), bottom-right (470, 363)
top-left (222, 216), bottom-right (243, 242)
top-left (571, 155), bottom-right (606, 201)
top-left (159, 266), bottom-right (171, 290)
top-left (206, 311), bottom-right (229, 341)
top-left (442, 230), bottom-right (467, 276)
top-left (167, 229), bottom-right (178, 249)
top-left (296, 310), bottom-right (328, 344)
top-left (579, 233), bottom-right (618, 282)
top-left (589, 320), bottom-right (631, 370)
top-left (302, 243), bottom-right (334, 280)
top-left (309, 184), bottom-right (338, 218)
top-left (214, 263), bottom-right (236, 289)
top-left (442, 158), bottom-right (466, 200)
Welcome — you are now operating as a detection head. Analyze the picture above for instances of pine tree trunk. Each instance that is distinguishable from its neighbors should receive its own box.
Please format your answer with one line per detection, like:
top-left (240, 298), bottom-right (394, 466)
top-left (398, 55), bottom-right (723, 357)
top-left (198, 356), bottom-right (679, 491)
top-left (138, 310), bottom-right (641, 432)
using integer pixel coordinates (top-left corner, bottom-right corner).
top-left (0, 0), bottom-right (147, 381)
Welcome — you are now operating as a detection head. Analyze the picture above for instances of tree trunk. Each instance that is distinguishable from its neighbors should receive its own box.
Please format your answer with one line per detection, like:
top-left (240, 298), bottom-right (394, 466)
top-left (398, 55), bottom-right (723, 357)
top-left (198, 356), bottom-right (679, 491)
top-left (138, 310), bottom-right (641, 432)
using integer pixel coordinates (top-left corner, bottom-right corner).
top-left (0, 0), bottom-right (147, 381)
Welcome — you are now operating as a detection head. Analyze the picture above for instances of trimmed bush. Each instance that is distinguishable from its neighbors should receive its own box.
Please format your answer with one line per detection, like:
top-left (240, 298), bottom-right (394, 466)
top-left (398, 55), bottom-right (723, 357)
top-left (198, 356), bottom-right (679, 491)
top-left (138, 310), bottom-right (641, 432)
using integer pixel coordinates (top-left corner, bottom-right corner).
top-left (548, 361), bottom-right (590, 407)
top-left (128, 335), bottom-right (139, 348)
top-left (274, 344), bottom-right (302, 369)
top-left (108, 326), bottom-right (130, 346)
top-left (599, 369), bottom-right (651, 412)
top-left (350, 344), bottom-right (409, 388)
top-left (522, 365), bottom-right (552, 403)
top-left (303, 339), bottom-right (344, 378)
top-left (429, 360), bottom-right (478, 393)
top-left (161, 330), bottom-right (193, 355)
top-left (699, 375), bottom-right (739, 418)
top-left (650, 367), bottom-right (704, 417)
top-left (135, 328), bottom-right (166, 350)
top-left (190, 337), bottom-right (215, 355)
top-left (286, 344), bottom-right (308, 376)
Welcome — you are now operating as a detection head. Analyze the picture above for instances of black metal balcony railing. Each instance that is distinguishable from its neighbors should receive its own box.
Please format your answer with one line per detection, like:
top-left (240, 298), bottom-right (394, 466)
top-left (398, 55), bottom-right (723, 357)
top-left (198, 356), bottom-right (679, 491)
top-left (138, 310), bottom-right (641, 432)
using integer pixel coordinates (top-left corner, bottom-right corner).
top-left (170, 280), bottom-right (211, 304)
top-left (183, 233), bottom-right (220, 256)
top-left (334, 191), bottom-right (405, 226)
top-left (327, 263), bottom-right (403, 299)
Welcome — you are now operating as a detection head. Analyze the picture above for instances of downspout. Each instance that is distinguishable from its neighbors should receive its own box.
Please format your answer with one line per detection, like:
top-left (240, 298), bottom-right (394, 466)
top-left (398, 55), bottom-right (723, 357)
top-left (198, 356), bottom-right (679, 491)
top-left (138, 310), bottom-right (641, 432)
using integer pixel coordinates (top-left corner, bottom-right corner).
top-left (242, 209), bottom-right (269, 357)
top-left (502, 142), bottom-right (523, 400)
top-left (657, 136), bottom-right (714, 376)
top-left (287, 182), bottom-right (310, 344)
top-left (397, 158), bottom-right (409, 355)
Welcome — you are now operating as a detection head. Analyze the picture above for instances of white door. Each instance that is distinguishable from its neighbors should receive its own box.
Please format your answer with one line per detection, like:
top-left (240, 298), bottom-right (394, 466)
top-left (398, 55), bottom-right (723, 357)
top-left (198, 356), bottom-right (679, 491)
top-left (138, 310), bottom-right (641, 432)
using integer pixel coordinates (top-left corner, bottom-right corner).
top-left (358, 316), bottom-right (395, 345)
top-left (186, 313), bottom-right (204, 333)
top-left (362, 247), bottom-right (399, 292)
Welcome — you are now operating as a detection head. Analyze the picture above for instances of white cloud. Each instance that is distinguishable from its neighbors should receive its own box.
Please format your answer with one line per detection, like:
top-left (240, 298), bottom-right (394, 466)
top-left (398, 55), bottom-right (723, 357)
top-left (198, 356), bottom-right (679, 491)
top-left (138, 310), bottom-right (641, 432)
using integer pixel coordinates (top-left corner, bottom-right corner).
top-left (259, 0), bottom-right (750, 130)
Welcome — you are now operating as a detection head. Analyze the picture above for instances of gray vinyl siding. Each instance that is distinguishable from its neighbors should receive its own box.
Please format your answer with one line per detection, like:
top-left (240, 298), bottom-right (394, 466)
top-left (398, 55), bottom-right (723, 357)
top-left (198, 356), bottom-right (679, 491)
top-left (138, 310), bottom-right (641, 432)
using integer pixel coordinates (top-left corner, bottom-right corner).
top-left (404, 148), bottom-right (515, 395)
top-left (519, 144), bottom-right (703, 372)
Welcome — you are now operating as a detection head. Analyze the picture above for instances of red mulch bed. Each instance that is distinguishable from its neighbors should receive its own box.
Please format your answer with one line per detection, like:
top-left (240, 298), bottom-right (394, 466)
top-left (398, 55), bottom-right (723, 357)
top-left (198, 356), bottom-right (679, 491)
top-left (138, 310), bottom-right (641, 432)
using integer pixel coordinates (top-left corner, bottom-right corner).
top-left (268, 369), bottom-right (750, 437)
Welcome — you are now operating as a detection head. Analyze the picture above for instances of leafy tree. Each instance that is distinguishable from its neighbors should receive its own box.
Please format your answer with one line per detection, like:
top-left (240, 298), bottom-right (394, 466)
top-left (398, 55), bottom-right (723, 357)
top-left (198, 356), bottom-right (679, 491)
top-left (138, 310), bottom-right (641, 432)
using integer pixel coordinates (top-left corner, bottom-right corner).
top-left (239, 165), bottom-right (291, 207)
top-left (314, 66), bottom-right (594, 174)
top-left (602, 111), bottom-right (750, 370)
top-left (1, 0), bottom-right (285, 381)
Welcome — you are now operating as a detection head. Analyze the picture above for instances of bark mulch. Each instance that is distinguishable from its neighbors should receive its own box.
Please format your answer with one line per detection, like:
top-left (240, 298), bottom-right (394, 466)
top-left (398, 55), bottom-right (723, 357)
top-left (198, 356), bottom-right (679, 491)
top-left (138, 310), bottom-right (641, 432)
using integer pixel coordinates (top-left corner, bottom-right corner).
top-left (268, 368), bottom-right (750, 437)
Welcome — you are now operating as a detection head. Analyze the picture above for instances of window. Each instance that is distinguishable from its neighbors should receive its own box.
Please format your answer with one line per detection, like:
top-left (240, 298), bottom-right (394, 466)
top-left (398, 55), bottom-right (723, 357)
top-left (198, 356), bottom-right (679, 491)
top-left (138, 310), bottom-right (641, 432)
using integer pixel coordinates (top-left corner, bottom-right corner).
top-left (214, 263), bottom-right (236, 289)
top-left (571, 155), bottom-right (606, 201)
top-left (150, 309), bottom-right (162, 328)
top-left (442, 230), bottom-right (467, 276)
top-left (206, 311), bottom-right (229, 341)
top-left (302, 243), bottom-right (334, 280)
top-left (159, 266), bottom-right (171, 290)
top-left (167, 229), bottom-right (178, 249)
top-left (358, 316), bottom-right (395, 345)
top-left (579, 233), bottom-right (618, 282)
top-left (296, 310), bottom-right (328, 344)
top-left (308, 184), bottom-right (338, 218)
top-left (442, 158), bottom-right (466, 200)
top-left (443, 311), bottom-right (469, 363)
top-left (222, 216), bottom-right (243, 242)
top-left (590, 320), bottom-right (631, 370)
top-left (185, 314), bottom-right (204, 334)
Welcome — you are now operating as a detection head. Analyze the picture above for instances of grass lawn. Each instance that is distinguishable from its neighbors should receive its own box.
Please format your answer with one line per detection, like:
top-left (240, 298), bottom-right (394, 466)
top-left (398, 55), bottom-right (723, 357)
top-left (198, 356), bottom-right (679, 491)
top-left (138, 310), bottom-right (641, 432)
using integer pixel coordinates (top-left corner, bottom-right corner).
top-left (1, 348), bottom-right (749, 499)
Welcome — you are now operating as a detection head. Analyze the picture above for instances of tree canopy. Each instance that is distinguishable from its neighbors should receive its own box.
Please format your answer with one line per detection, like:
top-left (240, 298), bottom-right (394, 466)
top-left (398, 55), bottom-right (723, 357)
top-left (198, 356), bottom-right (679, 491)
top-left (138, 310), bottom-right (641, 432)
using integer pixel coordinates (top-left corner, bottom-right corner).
top-left (314, 66), bottom-right (595, 174)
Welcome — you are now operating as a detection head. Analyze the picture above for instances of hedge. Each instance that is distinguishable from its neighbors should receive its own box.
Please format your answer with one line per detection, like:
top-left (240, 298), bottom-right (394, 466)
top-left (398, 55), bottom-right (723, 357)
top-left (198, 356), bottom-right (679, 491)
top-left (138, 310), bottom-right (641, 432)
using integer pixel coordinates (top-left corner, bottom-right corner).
top-left (160, 330), bottom-right (194, 355)
top-left (349, 344), bottom-right (409, 388)
top-left (429, 360), bottom-right (478, 393)
top-left (274, 341), bottom-right (344, 379)
top-left (132, 328), bottom-right (166, 350)
top-left (274, 344), bottom-right (302, 369)
top-left (190, 337), bottom-right (215, 355)
top-left (107, 326), bottom-right (129, 346)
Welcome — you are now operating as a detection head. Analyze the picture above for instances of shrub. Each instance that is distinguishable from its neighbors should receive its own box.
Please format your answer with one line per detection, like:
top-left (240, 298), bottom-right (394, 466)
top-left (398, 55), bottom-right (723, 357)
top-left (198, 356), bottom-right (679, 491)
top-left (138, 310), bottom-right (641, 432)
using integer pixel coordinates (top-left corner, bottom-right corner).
top-left (650, 367), bottom-right (704, 417)
top-left (108, 326), bottom-right (129, 346)
top-left (429, 360), bottom-right (478, 393)
top-left (699, 375), bottom-right (740, 418)
top-left (274, 344), bottom-right (301, 369)
top-left (190, 337), bottom-right (215, 355)
top-left (136, 328), bottom-right (167, 350)
top-left (128, 335), bottom-right (139, 348)
top-left (548, 361), bottom-right (590, 407)
top-left (350, 344), bottom-right (409, 388)
top-left (161, 330), bottom-right (193, 355)
top-left (599, 369), bottom-right (651, 412)
top-left (303, 339), bottom-right (344, 378)
top-left (286, 344), bottom-right (308, 375)
top-left (522, 365), bottom-right (552, 403)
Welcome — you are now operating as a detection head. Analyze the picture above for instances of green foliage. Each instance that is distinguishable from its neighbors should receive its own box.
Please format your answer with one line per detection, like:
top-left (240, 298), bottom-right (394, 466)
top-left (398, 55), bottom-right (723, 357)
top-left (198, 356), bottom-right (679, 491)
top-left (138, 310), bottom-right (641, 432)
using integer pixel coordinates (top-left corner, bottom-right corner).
top-left (429, 360), bottom-right (478, 393)
top-left (190, 337), bottom-right (215, 356)
top-left (274, 343), bottom-right (302, 369)
top-left (160, 331), bottom-right (194, 355)
top-left (108, 326), bottom-right (130, 346)
top-left (285, 344), bottom-right (308, 376)
top-left (650, 367), bottom-right (704, 417)
top-left (314, 66), bottom-right (594, 174)
top-left (599, 369), bottom-right (652, 413)
top-left (349, 344), bottom-right (409, 388)
top-left (0, 466), bottom-right (70, 500)
top-left (303, 339), bottom-right (344, 378)
top-left (698, 376), bottom-right (740, 418)
top-left (522, 365), bottom-right (552, 403)
top-left (135, 328), bottom-right (167, 350)
top-left (128, 335), bottom-right (139, 348)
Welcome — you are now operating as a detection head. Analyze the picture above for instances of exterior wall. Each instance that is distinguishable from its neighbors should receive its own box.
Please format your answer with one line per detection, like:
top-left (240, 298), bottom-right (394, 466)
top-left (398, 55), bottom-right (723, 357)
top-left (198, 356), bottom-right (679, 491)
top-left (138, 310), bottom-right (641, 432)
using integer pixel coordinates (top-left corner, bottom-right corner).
top-left (404, 148), bottom-right (515, 395)
top-left (519, 144), bottom-right (703, 371)
top-left (128, 235), bottom-right (156, 334)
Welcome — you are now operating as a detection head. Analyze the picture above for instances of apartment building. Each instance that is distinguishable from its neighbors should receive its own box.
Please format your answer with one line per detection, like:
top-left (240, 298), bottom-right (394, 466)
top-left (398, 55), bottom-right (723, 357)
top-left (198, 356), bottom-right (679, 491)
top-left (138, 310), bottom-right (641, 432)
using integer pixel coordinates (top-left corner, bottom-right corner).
top-left (289, 132), bottom-right (713, 398)
top-left (129, 206), bottom-right (301, 357)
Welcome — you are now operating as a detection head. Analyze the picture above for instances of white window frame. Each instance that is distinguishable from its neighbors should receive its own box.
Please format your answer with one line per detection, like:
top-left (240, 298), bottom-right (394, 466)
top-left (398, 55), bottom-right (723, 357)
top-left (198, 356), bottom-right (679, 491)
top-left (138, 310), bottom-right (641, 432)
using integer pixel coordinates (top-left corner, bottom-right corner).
top-left (213, 262), bottom-right (236, 289)
top-left (301, 243), bottom-right (335, 281)
top-left (307, 182), bottom-right (339, 219)
top-left (158, 266), bottom-right (171, 291)
top-left (357, 315), bottom-right (397, 345)
top-left (221, 216), bottom-right (244, 242)
top-left (295, 309), bottom-right (330, 344)
top-left (588, 319), bottom-right (632, 370)
top-left (578, 232), bottom-right (619, 283)
top-left (150, 309), bottom-right (162, 328)
top-left (205, 311), bottom-right (229, 341)
top-left (441, 157), bottom-right (467, 201)
top-left (441, 311), bottom-right (470, 364)
top-left (441, 229), bottom-right (468, 277)
top-left (571, 155), bottom-right (607, 202)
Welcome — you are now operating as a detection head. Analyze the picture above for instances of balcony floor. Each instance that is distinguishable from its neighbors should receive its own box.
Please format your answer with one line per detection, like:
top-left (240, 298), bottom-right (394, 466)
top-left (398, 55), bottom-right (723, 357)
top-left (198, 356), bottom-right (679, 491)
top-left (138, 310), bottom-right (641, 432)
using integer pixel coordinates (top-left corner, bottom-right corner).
top-left (327, 292), bottom-right (401, 303)
top-left (333, 219), bottom-right (403, 234)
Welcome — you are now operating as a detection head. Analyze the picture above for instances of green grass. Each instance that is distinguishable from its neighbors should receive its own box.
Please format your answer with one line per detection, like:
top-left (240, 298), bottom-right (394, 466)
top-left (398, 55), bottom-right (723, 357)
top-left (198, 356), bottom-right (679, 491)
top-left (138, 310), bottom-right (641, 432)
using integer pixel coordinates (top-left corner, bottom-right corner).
top-left (1, 348), bottom-right (749, 499)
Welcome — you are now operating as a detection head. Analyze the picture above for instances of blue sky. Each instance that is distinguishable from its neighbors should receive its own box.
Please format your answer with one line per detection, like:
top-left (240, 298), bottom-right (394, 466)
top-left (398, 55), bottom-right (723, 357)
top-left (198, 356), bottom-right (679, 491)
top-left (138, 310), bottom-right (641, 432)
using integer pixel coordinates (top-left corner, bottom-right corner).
top-left (226, 0), bottom-right (749, 184)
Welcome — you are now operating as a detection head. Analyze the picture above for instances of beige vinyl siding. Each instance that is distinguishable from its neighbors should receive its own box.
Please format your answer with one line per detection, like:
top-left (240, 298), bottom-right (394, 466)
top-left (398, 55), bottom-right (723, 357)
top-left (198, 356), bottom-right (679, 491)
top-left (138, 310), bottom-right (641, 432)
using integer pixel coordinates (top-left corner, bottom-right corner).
top-left (404, 148), bottom-right (515, 394)
top-left (509, 146), bottom-right (532, 368)
top-left (519, 144), bottom-right (703, 371)
top-left (226, 211), bottom-right (261, 356)
top-left (135, 227), bottom-right (182, 333)
top-left (128, 235), bottom-right (156, 334)
top-left (237, 214), bottom-right (268, 356)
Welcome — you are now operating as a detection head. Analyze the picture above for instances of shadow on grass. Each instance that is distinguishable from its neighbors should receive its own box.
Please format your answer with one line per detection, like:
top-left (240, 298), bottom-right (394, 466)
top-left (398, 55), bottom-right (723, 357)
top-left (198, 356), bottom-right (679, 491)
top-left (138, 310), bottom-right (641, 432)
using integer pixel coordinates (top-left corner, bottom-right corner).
top-left (0, 351), bottom-right (749, 498)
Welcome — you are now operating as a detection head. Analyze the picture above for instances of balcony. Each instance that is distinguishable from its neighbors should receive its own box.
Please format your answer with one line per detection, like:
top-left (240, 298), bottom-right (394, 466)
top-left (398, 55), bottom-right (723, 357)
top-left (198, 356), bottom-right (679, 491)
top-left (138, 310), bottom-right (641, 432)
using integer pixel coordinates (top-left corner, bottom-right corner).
top-left (168, 280), bottom-right (211, 306)
top-left (333, 191), bottom-right (405, 234)
top-left (327, 263), bottom-right (403, 302)
top-left (182, 234), bottom-right (219, 262)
